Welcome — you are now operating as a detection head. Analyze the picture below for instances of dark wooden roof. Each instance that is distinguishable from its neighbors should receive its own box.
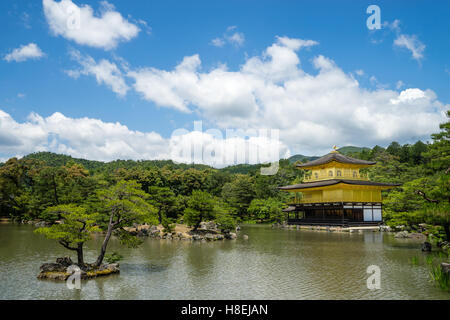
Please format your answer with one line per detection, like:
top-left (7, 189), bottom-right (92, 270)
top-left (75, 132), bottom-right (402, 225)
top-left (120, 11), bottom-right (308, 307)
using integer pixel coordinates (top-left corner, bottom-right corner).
top-left (279, 179), bottom-right (400, 190)
top-left (296, 152), bottom-right (376, 168)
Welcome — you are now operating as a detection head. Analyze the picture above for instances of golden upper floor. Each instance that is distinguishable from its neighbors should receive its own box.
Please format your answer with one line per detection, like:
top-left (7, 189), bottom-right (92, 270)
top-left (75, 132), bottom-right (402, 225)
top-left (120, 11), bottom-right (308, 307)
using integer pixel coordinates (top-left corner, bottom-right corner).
top-left (297, 149), bottom-right (375, 183)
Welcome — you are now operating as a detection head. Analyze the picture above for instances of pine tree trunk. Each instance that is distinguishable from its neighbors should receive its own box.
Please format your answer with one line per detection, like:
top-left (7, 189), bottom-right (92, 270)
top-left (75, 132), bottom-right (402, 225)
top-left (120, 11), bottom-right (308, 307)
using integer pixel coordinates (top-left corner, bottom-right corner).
top-left (444, 223), bottom-right (450, 242)
top-left (95, 217), bottom-right (114, 267)
top-left (193, 220), bottom-right (201, 231)
top-left (77, 243), bottom-right (84, 266)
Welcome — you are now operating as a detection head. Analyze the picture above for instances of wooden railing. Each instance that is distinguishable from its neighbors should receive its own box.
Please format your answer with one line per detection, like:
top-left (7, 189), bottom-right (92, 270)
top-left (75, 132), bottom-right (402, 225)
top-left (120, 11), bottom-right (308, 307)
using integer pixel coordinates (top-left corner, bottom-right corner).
top-left (303, 173), bottom-right (369, 182)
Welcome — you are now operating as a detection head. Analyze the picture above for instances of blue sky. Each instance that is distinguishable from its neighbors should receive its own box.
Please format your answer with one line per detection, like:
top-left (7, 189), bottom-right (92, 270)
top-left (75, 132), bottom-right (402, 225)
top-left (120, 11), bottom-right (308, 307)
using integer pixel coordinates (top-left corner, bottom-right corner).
top-left (0, 0), bottom-right (449, 165)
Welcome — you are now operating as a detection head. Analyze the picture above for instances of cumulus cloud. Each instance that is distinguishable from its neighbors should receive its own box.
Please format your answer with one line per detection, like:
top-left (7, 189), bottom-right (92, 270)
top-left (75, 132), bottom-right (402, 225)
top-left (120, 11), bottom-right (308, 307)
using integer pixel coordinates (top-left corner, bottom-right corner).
top-left (210, 26), bottom-right (246, 47)
top-left (394, 34), bottom-right (426, 62)
top-left (66, 50), bottom-right (129, 96)
top-left (42, 0), bottom-right (140, 50)
top-left (126, 36), bottom-right (447, 155)
top-left (376, 19), bottom-right (426, 63)
top-left (0, 110), bottom-right (286, 167)
top-left (226, 32), bottom-right (245, 46)
top-left (211, 38), bottom-right (226, 47)
top-left (0, 109), bottom-right (165, 161)
top-left (4, 43), bottom-right (45, 62)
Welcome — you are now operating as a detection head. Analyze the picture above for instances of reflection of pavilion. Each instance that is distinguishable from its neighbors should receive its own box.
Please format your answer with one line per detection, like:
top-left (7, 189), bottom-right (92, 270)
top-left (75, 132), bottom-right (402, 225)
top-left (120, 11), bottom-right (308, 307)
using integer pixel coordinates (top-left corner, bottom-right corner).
top-left (279, 148), bottom-right (400, 227)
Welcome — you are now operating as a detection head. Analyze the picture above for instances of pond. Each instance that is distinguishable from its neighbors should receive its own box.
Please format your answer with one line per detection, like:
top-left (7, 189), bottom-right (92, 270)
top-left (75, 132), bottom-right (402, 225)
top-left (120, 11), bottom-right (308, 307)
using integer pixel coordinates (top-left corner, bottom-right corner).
top-left (0, 223), bottom-right (448, 300)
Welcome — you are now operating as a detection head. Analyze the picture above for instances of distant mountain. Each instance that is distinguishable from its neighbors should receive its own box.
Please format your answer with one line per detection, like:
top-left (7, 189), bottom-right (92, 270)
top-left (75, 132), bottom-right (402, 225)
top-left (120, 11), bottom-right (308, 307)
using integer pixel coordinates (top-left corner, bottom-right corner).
top-left (288, 154), bottom-right (319, 164)
top-left (9, 146), bottom-right (369, 173)
top-left (287, 146), bottom-right (369, 164)
top-left (22, 152), bottom-right (104, 171)
top-left (21, 152), bottom-right (212, 172)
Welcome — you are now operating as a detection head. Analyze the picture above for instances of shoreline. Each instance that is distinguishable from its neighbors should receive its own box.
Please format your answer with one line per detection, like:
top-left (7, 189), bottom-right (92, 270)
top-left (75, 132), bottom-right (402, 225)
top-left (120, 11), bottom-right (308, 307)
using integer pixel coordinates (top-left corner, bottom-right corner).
top-left (124, 222), bottom-right (238, 241)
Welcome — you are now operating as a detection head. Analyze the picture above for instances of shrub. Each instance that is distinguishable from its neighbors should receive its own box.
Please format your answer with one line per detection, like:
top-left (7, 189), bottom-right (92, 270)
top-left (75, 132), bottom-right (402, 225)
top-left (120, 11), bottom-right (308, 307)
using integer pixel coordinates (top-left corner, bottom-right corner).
top-left (162, 218), bottom-right (175, 233)
top-left (104, 252), bottom-right (123, 264)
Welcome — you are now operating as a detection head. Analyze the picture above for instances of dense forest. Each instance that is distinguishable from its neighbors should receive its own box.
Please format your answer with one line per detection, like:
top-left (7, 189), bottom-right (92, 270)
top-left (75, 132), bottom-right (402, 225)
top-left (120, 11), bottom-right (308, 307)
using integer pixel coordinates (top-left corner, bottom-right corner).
top-left (0, 111), bottom-right (448, 241)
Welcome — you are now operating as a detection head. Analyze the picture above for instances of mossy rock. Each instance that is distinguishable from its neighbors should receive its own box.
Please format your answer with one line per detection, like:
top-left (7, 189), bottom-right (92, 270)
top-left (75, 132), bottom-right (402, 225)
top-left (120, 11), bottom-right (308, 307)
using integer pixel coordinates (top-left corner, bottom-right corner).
top-left (37, 258), bottom-right (120, 281)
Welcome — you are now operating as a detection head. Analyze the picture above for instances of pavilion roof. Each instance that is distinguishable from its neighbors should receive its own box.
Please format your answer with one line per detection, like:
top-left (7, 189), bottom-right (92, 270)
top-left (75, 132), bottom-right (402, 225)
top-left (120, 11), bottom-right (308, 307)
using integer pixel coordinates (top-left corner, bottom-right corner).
top-left (296, 152), bottom-right (376, 168)
top-left (278, 179), bottom-right (400, 190)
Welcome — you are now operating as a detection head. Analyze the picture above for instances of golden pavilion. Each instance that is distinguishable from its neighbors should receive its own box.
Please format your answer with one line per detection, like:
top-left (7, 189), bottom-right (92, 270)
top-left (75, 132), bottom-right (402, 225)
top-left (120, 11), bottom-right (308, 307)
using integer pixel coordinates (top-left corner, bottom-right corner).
top-left (279, 147), bottom-right (400, 226)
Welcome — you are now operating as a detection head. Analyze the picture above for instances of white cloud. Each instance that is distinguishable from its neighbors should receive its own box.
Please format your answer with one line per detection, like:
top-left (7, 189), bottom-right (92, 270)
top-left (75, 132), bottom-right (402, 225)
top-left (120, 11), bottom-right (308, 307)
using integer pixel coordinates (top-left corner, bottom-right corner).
top-left (276, 36), bottom-right (318, 50)
top-left (394, 34), bottom-right (425, 62)
top-left (355, 69), bottom-right (364, 76)
top-left (390, 88), bottom-right (427, 104)
top-left (211, 38), bottom-right (226, 47)
top-left (373, 19), bottom-right (425, 63)
top-left (210, 26), bottom-right (246, 48)
top-left (126, 36), bottom-right (447, 155)
top-left (384, 19), bottom-right (401, 32)
top-left (0, 110), bottom-right (286, 166)
top-left (226, 32), bottom-right (245, 46)
top-left (4, 43), bottom-right (45, 62)
top-left (0, 109), bottom-right (165, 161)
top-left (21, 12), bottom-right (32, 29)
top-left (396, 80), bottom-right (405, 90)
top-left (66, 50), bottom-right (129, 96)
top-left (42, 0), bottom-right (140, 50)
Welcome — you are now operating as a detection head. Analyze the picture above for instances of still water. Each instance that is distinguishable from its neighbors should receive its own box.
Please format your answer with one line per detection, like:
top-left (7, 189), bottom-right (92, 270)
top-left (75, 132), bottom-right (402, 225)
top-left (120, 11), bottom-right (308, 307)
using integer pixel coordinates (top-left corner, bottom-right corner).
top-left (0, 223), bottom-right (449, 300)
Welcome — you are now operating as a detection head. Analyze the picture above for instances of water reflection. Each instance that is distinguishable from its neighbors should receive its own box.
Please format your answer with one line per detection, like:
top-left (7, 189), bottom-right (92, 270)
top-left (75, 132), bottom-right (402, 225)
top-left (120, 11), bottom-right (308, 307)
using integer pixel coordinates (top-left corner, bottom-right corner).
top-left (0, 224), bottom-right (449, 300)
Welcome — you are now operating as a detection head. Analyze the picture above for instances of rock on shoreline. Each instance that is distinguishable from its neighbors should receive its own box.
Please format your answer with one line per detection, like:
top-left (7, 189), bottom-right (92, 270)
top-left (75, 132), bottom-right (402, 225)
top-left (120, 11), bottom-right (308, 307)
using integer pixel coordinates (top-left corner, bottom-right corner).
top-left (394, 231), bottom-right (426, 240)
top-left (37, 257), bottom-right (119, 281)
top-left (124, 222), bottom-right (237, 241)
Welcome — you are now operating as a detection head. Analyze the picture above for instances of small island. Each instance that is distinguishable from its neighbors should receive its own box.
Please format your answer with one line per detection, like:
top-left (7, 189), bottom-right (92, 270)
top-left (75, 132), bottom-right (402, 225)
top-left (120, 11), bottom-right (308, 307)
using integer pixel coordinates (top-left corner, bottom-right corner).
top-left (33, 185), bottom-right (239, 281)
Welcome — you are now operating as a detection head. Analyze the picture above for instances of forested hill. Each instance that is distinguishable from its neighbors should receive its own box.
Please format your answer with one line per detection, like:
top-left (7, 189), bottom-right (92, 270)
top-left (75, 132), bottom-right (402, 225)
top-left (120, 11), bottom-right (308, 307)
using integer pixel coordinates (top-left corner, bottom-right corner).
top-left (287, 154), bottom-right (319, 164)
top-left (20, 151), bottom-right (212, 172)
top-left (22, 152), bottom-right (104, 171)
top-left (1, 145), bottom-right (371, 172)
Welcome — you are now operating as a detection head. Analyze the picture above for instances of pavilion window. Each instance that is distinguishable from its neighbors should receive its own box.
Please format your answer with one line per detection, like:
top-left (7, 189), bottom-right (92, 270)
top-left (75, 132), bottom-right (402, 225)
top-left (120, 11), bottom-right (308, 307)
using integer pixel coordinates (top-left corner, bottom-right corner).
top-left (329, 171), bottom-right (333, 177)
top-left (353, 171), bottom-right (357, 178)
top-left (314, 172), bottom-right (319, 179)
top-left (336, 170), bottom-right (342, 177)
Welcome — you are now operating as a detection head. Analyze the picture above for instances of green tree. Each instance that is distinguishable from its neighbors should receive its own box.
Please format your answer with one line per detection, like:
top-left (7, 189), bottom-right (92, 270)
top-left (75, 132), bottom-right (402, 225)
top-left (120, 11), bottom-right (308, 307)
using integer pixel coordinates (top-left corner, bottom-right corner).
top-left (411, 141), bottom-right (428, 165)
top-left (221, 174), bottom-right (256, 219)
top-left (248, 198), bottom-right (285, 223)
top-left (213, 199), bottom-right (237, 232)
top-left (369, 145), bottom-right (385, 160)
top-left (383, 114), bottom-right (450, 240)
top-left (179, 168), bottom-right (208, 195)
top-left (35, 205), bottom-right (99, 265)
top-left (0, 158), bottom-right (31, 219)
top-left (205, 170), bottom-right (232, 196)
top-left (423, 110), bottom-right (450, 173)
top-left (95, 180), bottom-right (157, 267)
top-left (147, 186), bottom-right (177, 223)
top-left (399, 144), bottom-right (412, 163)
top-left (183, 190), bottom-right (215, 231)
top-left (386, 141), bottom-right (401, 158)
